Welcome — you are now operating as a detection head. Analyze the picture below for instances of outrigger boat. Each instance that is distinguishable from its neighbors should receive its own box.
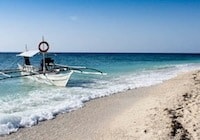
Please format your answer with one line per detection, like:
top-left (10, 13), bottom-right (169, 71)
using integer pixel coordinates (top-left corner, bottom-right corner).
top-left (0, 40), bottom-right (105, 86)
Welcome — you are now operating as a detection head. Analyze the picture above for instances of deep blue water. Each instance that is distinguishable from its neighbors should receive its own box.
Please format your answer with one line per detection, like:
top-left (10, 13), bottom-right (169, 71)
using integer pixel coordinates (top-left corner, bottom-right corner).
top-left (0, 52), bottom-right (200, 135)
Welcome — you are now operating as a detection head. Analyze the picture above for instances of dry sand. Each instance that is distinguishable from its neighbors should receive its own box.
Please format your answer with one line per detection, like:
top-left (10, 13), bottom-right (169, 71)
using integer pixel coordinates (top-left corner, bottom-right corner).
top-left (1, 70), bottom-right (200, 140)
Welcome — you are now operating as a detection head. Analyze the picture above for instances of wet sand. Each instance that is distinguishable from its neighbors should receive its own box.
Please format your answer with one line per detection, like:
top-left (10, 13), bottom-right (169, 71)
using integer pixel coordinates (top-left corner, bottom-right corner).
top-left (1, 70), bottom-right (200, 140)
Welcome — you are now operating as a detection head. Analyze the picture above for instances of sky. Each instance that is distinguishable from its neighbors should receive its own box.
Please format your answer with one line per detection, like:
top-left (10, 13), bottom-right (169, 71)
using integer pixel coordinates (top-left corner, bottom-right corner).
top-left (0, 0), bottom-right (200, 52)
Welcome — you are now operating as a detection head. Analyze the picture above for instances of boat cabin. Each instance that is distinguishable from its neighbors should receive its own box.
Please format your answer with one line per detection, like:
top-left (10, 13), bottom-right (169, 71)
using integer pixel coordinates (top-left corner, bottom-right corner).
top-left (17, 50), bottom-right (39, 64)
top-left (17, 50), bottom-right (55, 71)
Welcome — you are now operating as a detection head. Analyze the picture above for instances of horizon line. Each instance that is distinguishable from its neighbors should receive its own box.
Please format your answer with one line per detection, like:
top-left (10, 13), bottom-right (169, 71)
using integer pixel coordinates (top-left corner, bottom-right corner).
top-left (0, 51), bottom-right (200, 54)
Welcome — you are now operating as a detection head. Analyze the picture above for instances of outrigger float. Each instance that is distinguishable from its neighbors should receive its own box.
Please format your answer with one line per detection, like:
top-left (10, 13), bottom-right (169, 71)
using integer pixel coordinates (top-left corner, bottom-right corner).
top-left (0, 40), bottom-right (106, 86)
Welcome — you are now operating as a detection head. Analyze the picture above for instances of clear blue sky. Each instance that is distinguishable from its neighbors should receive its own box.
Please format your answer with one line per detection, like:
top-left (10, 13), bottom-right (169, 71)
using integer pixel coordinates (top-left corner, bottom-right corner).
top-left (0, 0), bottom-right (200, 52)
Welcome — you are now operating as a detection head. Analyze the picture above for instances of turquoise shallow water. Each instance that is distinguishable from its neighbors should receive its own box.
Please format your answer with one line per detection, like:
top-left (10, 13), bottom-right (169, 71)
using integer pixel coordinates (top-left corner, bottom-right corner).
top-left (0, 53), bottom-right (200, 135)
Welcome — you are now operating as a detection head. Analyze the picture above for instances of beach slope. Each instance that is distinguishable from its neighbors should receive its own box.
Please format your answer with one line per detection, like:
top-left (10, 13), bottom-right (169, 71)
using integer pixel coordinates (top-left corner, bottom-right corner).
top-left (1, 70), bottom-right (200, 140)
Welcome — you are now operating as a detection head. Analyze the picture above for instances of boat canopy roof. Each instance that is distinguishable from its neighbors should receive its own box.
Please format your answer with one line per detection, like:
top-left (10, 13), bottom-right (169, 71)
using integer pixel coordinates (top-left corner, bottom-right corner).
top-left (17, 50), bottom-right (39, 57)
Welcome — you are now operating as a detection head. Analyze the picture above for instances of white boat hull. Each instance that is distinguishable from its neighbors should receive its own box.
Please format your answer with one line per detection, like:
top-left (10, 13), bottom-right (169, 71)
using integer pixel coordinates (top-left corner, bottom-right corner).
top-left (18, 64), bottom-right (73, 87)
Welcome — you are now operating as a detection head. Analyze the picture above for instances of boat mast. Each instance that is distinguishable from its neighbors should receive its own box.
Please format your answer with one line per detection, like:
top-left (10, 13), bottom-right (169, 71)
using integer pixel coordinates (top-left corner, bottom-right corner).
top-left (42, 36), bottom-right (46, 74)
top-left (38, 37), bottom-right (50, 74)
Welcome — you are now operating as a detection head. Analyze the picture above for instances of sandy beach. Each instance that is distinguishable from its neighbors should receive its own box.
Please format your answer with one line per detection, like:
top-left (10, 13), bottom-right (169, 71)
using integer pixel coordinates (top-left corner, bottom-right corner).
top-left (1, 70), bottom-right (200, 140)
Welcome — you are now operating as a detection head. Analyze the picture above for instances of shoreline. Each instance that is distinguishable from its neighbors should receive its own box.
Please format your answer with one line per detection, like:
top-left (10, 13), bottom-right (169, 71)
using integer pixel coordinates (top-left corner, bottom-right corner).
top-left (0, 70), bottom-right (199, 140)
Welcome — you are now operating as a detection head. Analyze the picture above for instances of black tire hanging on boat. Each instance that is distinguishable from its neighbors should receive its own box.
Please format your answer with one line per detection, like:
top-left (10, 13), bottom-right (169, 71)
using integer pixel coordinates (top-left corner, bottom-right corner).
top-left (38, 41), bottom-right (49, 52)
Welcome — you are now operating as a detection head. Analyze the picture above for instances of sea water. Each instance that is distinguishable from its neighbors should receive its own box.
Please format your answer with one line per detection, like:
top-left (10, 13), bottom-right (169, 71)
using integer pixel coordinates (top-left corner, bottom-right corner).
top-left (0, 53), bottom-right (200, 135)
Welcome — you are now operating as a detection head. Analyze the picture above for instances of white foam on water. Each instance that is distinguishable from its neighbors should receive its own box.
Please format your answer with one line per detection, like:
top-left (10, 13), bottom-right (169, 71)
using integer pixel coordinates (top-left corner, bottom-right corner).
top-left (0, 63), bottom-right (200, 135)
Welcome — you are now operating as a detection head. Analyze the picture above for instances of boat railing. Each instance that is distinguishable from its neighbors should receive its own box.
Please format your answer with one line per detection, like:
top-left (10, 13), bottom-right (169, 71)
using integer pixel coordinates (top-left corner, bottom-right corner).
top-left (23, 65), bottom-right (39, 72)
